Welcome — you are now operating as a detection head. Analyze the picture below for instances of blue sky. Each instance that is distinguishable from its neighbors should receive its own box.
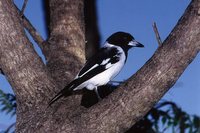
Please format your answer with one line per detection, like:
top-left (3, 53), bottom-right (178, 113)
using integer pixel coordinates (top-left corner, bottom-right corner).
top-left (0, 0), bottom-right (199, 131)
top-left (97, 0), bottom-right (200, 115)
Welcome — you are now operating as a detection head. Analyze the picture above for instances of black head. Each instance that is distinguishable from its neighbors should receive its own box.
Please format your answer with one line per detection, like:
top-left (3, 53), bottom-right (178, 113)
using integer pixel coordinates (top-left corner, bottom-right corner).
top-left (106, 32), bottom-right (144, 50)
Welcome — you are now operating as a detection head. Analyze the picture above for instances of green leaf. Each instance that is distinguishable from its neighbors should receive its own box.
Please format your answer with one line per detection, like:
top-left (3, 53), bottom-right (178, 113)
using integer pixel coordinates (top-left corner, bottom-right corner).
top-left (193, 116), bottom-right (200, 128)
top-left (162, 117), bottom-right (167, 125)
top-left (0, 89), bottom-right (16, 117)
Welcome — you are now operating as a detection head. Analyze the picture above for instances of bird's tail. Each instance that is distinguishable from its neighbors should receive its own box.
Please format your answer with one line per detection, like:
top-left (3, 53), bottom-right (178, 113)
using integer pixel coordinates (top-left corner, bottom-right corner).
top-left (48, 81), bottom-right (76, 106)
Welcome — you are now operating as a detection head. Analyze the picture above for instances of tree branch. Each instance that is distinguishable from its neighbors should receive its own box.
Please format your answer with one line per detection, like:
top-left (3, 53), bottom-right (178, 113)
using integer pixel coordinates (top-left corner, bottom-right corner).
top-left (81, 0), bottom-right (200, 132)
top-left (13, 4), bottom-right (47, 57)
top-left (21, 15), bottom-right (46, 51)
top-left (84, 0), bottom-right (101, 59)
top-left (20, 0), bottom-right (28, 16)
top-left (152, 22), bottom-right (162, 46)
top-left (1, 0), bottom-right (199, 132)
top-left (46, 0), bottom-right (85, 88)
top-left (39, 1), bottom-right (87, 130)
top-left (0, 0), bottom-right (57, 112)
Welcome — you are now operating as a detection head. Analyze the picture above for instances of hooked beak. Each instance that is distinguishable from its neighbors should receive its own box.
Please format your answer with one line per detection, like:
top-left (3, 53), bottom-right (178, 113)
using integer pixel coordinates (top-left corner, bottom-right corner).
top-left (128, 40), bottom-right (144, 48)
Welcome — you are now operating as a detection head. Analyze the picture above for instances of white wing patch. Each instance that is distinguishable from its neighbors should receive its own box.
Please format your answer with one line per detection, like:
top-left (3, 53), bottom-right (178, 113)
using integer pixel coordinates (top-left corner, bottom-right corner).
top-left (77, 64), bottom-right (99, 78)
top-left (73, 43), bottom-right (126, 91)
top-left (105, 63), bottom-right (112, 69)
top-left (101, 58), bottom-right (110, 65)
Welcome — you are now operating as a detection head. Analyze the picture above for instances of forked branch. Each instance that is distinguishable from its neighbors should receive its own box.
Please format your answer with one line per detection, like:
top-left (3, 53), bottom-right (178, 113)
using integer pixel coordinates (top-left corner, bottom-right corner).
top-left (81, 1), bottom-right (200, 132)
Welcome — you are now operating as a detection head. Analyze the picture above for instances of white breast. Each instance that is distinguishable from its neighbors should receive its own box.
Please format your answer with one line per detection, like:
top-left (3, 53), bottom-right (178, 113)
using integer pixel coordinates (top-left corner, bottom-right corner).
top-left (84, 45), bottom-right (126, 90)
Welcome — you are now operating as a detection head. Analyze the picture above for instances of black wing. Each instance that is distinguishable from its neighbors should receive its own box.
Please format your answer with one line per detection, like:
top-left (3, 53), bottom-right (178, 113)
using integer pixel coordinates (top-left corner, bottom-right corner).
top-left (77, 47), bottom-right (121, 78)
top-left (48, 80), bottom-right (76, 106)
top-left (48, 47), bottom-right (122, 106)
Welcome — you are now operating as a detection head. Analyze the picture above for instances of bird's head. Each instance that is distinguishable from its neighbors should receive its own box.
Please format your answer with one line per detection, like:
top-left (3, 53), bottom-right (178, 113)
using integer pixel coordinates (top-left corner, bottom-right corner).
top-left (106, 32), bottom-right (144, 50)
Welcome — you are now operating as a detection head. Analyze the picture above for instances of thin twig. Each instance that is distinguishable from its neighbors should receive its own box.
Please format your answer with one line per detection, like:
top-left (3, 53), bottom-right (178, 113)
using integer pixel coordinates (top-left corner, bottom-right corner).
top-left (22, 16), bottom-right (46, 50)
top-left (20, 0), bottom-right (28, 16)
top-left (14, 4), bottom-right (46, 51)
top-left (4, 122), bottom-right (15, 133)
top-left (20, 0), bottom-right (46, 50)
top-left (152, 22), bottom-right (162, 46)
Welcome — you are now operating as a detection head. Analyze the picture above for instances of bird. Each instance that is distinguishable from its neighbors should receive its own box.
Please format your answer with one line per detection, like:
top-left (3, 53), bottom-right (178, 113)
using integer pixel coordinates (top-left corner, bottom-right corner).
top-left (48, 31), bottom-right (144, 106)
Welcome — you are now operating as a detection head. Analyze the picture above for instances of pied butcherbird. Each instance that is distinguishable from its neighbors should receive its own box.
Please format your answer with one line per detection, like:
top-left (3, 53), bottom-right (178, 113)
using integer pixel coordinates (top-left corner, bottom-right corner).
top-left (48, 32), bottom-right (144, 106)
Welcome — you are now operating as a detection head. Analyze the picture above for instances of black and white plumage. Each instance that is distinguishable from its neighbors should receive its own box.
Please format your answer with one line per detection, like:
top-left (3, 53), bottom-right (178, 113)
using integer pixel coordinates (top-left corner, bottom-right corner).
top-left (48, 32), bottom-right (144, 106)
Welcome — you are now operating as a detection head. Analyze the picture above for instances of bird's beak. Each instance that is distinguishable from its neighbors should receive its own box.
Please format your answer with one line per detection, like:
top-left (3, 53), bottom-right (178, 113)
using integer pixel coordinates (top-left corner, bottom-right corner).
top-left (128, 40), bottom-right (144, 48)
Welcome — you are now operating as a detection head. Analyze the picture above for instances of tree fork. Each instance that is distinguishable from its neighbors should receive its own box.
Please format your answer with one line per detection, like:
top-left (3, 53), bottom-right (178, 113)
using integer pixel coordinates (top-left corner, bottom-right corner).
top-left (81, 0), bottom-right (200, 132)
top-left (0, 0), bottom-right (199, 132)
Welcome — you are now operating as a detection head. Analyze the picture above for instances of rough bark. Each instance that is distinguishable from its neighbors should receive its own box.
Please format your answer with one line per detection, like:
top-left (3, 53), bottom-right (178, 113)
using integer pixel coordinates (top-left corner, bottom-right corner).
top-left (0, 0), bottom-right (199, 132)
top-left (81, 1), bottom-right (200, 132)
top-left (44, 0), bottom-right (86, 124)
top-left (0, 0), bottom-right (58, 131)
top-left (46, 0), bottom-right (85, 88)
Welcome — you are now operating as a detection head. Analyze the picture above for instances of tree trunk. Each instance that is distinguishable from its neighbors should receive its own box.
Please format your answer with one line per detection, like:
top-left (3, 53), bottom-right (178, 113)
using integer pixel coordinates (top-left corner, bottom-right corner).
top-left (0, 0), bottom-right (199, 132)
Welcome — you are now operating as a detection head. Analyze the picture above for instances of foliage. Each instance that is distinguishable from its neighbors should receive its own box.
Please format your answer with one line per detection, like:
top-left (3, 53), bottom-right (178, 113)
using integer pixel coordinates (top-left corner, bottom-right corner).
top-left (0, 86), bottom-right (200, 133)
top-left (0, 90), bottom-right (16, 117)
top-left (0, 90), bottom-right (16, 133)
top-left (127, 101), bottom-right (200, 133)
top-left (82, 84), bottom-right (200, 133)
